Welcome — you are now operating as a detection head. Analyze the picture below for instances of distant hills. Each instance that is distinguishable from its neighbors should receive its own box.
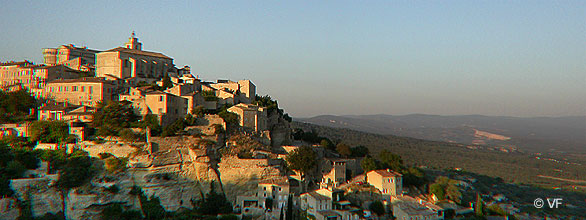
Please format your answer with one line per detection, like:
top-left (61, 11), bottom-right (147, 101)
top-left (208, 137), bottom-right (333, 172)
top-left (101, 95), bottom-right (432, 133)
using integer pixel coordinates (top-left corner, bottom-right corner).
top-left (297, 114), bottom-right (586, 153)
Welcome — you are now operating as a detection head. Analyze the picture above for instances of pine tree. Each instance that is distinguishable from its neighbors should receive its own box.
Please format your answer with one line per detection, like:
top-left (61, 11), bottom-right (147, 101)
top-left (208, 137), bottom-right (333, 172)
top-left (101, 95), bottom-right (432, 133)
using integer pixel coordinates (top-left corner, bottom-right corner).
top-left (475, 193), bottom-right (484, 217)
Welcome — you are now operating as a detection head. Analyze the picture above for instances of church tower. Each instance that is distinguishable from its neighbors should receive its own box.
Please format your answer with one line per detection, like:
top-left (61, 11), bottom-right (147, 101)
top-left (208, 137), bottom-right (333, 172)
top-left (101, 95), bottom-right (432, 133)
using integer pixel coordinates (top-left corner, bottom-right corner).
top-left (125, 31), bottom-right (142, 50)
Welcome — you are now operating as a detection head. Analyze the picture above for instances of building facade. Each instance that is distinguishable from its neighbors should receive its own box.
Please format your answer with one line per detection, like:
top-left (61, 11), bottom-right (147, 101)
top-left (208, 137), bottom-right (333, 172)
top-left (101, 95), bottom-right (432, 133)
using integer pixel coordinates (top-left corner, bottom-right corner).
top-left (45, 77), bottom-right (115, 107)
top-left (366, 169), bottom-right (403, 202)
top-left (95, 33), bottom-right (174, 81)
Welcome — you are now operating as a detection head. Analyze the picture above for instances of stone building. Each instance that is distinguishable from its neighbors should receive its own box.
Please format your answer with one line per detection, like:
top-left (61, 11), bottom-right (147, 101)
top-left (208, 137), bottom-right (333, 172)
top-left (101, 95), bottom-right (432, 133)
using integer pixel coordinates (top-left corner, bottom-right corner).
top-left (392, 196), bottom-right (445, 220)
top-left (0, 61), bottom-right (82, 97)
top-left (227, 103), bottom-right (268, 133)
top-left (209, 79), bottom-right (256, 104)
top-left (42, 44), bottom-right (100, 71)
top-left (366, 169), bottom-right (403, 203)
top-left (95, 33), bottom-right (174, 81)
top-left (45, 77), bottom-right (115, 107)
top-left (320, 158), bottom-right (347, 190)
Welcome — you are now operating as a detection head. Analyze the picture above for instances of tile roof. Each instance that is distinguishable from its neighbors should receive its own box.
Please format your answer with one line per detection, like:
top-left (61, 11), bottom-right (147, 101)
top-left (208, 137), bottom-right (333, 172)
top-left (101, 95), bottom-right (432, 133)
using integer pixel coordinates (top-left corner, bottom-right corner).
top-left (105, 47), bottom-right (172, 59)
top-left (39, 102), bottom-right (80, 111)
top-left (370, 169), bottom-right (402, 177)
top-left (303, 192), bottom-right (330, 201)
top-left (47, 77), bottom-right (109, 84)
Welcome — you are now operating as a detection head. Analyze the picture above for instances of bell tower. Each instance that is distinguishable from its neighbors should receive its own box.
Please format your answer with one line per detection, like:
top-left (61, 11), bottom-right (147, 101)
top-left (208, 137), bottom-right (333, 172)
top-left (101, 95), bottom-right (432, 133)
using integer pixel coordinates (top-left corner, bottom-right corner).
top-left (125, 31), bottom-right (142, 50)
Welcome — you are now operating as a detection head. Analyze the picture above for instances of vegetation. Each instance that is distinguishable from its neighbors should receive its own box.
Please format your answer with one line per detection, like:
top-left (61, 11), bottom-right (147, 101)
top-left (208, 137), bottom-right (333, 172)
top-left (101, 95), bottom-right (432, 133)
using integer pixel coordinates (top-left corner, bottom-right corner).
top-left (368, 201), bottom-right (385, 216)
top-left (54, 150), bottom-right (95, 190)
top-left (429, 176), bottom-right (462, 204)
top-left (335, 143), bottom-right (351, 157)
top-left (92, 101), bottom-right (141, 137)
top-left (29, 120), bottom-right (73, 144)
top-left (193, 182), bottom-right (233, 215)
top-left (202, 90), bottom-right (218, 101)
top-left (0, 89), bottom-right (36, 123)
top-left (162, 73), bottom-right (173, 90)
top-left (0, 142), bottom-right (40, 197)
top-left (292, 122), bottom-right (586, 190)
top-left (101, 203), bottom-right (142, 220)
top-left (286, 146), bottom-right (317, 178)
top-left (103, 155), bottom-right (129, 173)
top-left (218, 109), bottom-right (239, 125)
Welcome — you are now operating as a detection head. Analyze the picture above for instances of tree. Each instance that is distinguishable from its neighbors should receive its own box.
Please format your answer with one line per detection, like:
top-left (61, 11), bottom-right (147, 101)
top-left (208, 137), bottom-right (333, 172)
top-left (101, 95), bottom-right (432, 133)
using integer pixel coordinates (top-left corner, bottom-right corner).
top-left (336, 143), bottom-right (352, 157)
top-left (286, 146), bottom-right (317, 177)
top-left (29, 120), bottom-right (70, 144)
top-left (162, 73), bottom-right (173, 89)
top-left (378, 150), bottom-right (403, 172)
top-left (56, 150), bottom-right (94, 190)
top-left (360, 156), bottom-right (380, 172)
top-left (475, 193), bottom-right (484, 217)
top-left (195, 182), bottom-right (233, 215)
top-left (350, 145), bottom-right (369, 157)
top-left (320, 139), bottom-right (334, 151)
top-left (369, 201), bottom-right (385, 216)
top-left (0, 89), bottom-right (36, 123)
top-left (92, 101), bottom-right (140, 137)
top-left (218, 110), bottom-right (239, 125)
top-left (191, 106), bottom-right (204, 118)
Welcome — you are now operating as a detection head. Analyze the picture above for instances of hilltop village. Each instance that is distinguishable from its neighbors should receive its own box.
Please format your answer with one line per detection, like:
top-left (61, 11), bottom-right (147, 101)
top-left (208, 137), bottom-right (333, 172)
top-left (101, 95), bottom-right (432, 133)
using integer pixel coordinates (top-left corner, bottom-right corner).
top-left (0, 34), bottom-right (542, 220)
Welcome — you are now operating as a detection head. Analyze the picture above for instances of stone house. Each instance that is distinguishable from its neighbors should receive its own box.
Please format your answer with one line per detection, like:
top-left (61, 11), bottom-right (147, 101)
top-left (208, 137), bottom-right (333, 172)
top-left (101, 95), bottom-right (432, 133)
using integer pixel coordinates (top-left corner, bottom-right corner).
top-left (42, 44), bottom-right (99, 69)
top-left (95, 33), bottom-right (174, 81)
top-left (366, 169), bottom-right (403, 203)
top-left (45, 77), bottom-right (115, 107)
top-left (392, 196), bottom-right (445, 220)
top-left (320, 158), bottom-right (347, 190)
top-left (227, 103), bottom-right (268, 133)
top-left (0, 123), bottom-right (31, 138)
top-left (0, 61), bottom-right (82, 98)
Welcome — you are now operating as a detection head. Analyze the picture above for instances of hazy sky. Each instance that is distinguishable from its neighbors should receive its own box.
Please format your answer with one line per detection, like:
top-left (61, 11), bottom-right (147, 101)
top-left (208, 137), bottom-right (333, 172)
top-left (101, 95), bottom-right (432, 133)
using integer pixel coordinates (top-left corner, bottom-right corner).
top-left (1, 1), bottom-right (584, 117)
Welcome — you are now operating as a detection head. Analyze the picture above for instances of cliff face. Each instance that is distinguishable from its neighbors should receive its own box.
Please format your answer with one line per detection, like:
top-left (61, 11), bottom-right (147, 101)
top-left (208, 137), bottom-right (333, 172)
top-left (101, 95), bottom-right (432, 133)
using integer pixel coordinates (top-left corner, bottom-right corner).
top-left (5, 133), bottom-right (288, 219)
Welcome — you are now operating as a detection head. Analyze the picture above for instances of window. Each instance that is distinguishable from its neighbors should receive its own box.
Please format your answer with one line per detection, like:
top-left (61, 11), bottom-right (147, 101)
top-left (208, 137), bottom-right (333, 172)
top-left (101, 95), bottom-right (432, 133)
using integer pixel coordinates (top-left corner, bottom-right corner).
top-left (159, 96), bottom-right (164, 102)
top-left (72, 86), bottom-right (77, 91)
top-left (89, 86), bottom-right (93, 94)
top-left (158, 108), bottom-right (163, 114)
top-left (81, 86), bottom-right (84, 92)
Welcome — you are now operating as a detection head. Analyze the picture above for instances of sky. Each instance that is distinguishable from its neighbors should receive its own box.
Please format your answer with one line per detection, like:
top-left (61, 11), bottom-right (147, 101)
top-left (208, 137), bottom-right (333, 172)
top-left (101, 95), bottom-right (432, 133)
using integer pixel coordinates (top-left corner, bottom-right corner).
top-left (1, 0), bottom-right (584, 117)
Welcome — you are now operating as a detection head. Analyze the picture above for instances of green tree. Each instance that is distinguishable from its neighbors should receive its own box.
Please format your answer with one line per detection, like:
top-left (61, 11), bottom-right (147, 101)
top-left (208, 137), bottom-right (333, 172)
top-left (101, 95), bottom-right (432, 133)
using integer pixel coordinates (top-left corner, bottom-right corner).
top-left (195, 182), bottom-right (233, 215)
top-left (320, 139), bottom-right (334, 151)
top-left (92, 101), bottom-right (140, 137)
top-left (29, 120), bottom-right (70, 144)
top-left (350, 145), bottom-right (369, 157)
top-left (56, 150), bottom-right (94, 190)
top-left (218, 110), bottom-right (239, 125)
top-left (191, 106), bottom-right (205, 118)
top-left (162, 73), bottom-right (173, 89)
top-left (475, 193), bottom-right (484, 217)
top-left (360, 156), bottom-right (380, 172)
top-left (378, 150), bottom-right (403, 171)
top-left (369, 201), bottom-right (385, 216)
top-left (0, 89), bottom-right (36, 123)
top-left (101, 203), bottom-right (142, 220)
top-left (336, 143), bottom-right (352, 157)
top-left (286, 146), bottom-right (317, 178)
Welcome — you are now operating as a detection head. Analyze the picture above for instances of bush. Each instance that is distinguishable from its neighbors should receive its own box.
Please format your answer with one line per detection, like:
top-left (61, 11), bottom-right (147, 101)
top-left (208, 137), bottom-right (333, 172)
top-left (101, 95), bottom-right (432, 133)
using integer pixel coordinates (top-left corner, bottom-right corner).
top-left (369, 201), bottom-right (385, 216)
top-left (29, 120), bottom-right (70, 144)
top-left (105, 185), bottom-right (120, 194)
top-left (104, 156), bottom-right (128, 173)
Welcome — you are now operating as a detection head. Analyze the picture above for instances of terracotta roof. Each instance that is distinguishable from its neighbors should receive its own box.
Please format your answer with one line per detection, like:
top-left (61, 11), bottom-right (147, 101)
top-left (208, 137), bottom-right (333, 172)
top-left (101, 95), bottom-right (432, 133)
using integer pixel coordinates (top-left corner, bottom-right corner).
top-left (47, 77), bottom-right (109, 84)
top-left (61, 44), bottom-right (101, 53)
top-left (258, 177), bottom-right (289, 186)
top-left (104, 47), bottom-right (172, 59)
top-left (303, 192), bottom-right (330, 201)
top-left (39, 102), bottom-right (80, 111)
top-left (369, 169), bottom-right (402, 177)
top-left (0, 60), bottom-right (34, 67)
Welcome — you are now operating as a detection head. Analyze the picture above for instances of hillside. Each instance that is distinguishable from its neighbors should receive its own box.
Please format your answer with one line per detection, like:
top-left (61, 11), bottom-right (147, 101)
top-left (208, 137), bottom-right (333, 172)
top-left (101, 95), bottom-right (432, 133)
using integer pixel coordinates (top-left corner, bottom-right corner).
top-left (292, 121), bottom-right (586, 191)
top-left (298, 114), bottom-right (586, 153)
